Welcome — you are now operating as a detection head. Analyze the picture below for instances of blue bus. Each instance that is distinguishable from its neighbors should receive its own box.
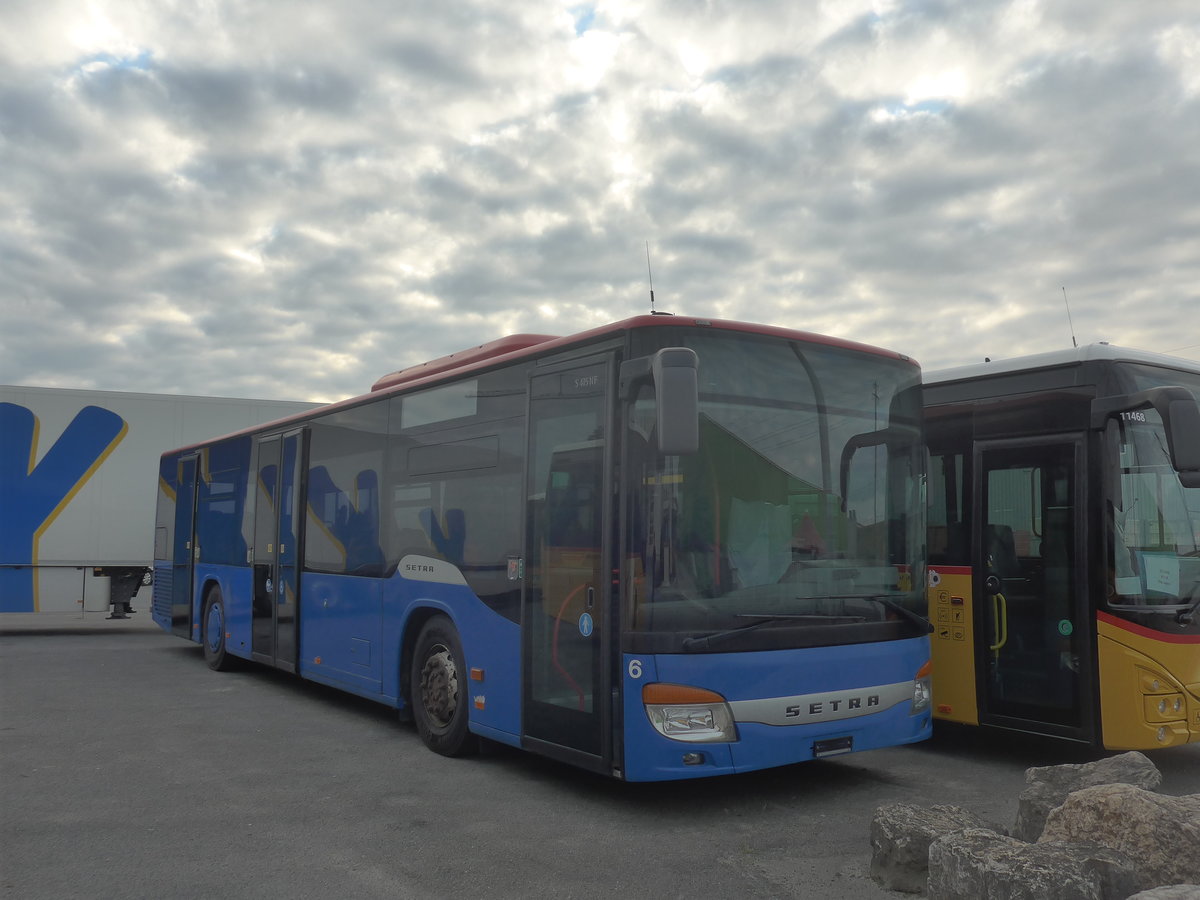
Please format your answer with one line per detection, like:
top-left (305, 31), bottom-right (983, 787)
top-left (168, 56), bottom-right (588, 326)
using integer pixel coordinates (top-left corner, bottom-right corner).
top-left (153, 315), bottom-right (932, 780)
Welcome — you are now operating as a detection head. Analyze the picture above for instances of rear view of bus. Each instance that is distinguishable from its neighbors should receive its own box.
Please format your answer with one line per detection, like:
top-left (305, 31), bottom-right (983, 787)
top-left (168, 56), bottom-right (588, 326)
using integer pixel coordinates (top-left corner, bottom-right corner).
top-left (152, 316), bottom-right (931, 781)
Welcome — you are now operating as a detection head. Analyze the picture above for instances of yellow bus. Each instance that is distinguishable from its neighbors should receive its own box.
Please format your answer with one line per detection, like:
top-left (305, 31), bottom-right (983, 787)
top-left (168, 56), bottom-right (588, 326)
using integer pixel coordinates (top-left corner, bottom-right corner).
top-left (923, 344), bottom-right (1200, 749)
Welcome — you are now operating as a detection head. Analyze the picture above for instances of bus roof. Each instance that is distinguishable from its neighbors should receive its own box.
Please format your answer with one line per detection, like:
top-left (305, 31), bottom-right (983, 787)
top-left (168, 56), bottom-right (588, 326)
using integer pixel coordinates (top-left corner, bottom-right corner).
top-left (924, 343), bottom-right (1200, 387)
top-left (164, 314), bottom-right (917, 456)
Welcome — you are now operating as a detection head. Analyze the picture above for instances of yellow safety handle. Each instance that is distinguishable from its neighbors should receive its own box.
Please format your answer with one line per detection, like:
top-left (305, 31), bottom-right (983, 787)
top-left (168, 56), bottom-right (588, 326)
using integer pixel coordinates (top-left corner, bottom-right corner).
top-left (989, 591), bottom-right (1008, 654)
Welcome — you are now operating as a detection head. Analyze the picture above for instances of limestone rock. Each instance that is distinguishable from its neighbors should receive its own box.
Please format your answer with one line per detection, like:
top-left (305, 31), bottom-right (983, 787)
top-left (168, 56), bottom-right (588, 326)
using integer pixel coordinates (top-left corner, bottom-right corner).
top-left (1125, 887), bottom-right (1200, 900)
top-left (928, 827), bottom-right (1142, 900)
top-left (870, 803), bottom-right (996, 893)
top-left (1039, 784), bottom-right (1200, 888)
top-left (1014, 751), bottom-right (1162, 841)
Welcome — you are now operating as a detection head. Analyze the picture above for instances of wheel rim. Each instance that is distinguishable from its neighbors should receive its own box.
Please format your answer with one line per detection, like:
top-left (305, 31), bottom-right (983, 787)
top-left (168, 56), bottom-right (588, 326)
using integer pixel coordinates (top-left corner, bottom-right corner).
top-left (419, 642), bottom-right (458, 732)
top-left (206, 601), bottom-right (223, 653)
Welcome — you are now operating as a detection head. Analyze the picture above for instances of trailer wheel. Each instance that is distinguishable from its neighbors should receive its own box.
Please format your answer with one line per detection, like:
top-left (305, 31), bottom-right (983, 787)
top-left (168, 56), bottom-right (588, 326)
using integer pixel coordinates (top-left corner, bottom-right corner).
top-left (202, 587), bottom-right (236, 672)
top-left (411, 616), bottom-right (478, 757)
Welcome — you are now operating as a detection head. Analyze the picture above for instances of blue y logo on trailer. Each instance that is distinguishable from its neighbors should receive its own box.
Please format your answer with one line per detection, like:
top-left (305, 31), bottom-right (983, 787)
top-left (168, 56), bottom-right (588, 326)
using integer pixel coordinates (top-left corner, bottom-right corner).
top-left (0, 403), bottom-right (127, 612)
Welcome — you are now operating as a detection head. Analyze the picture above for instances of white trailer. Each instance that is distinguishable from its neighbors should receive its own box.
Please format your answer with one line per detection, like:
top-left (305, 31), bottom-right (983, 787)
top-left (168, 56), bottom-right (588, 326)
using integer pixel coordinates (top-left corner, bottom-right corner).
top-left (1, 386), bottom-right (318, 616)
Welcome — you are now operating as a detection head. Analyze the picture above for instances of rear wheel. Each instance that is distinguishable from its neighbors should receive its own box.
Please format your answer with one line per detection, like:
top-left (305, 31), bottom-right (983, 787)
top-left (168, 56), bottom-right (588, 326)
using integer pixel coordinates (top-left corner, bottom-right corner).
top-left (411, 616), bottom-right (478, 757)
top-left (202, 587), bottom-right (236, 672)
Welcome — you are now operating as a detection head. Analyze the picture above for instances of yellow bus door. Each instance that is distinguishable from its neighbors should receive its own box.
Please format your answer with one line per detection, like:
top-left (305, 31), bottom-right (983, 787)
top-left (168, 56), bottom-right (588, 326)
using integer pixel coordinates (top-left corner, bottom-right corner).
top-left (974, 438), bottom-right (1094, 740)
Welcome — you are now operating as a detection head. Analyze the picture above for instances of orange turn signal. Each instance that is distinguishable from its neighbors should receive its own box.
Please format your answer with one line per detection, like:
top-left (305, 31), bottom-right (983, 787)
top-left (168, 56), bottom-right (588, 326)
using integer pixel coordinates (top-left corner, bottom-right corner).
top-left (642, 683), bottom-right (726, 705)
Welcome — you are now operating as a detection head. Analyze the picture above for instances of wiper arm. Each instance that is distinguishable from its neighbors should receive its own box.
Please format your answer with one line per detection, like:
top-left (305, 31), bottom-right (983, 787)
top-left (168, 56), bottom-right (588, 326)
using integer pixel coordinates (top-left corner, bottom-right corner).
top-left (681, 614), bottom-right (861, 652)
top-left (807, 593), bottom-right (934, 633)
top-left (1108, 580), bottom-right (1200, 625)
top-left (1177, 594), bottom-right (1200, 625)
top-left (861, 595), bottom-right (935, 633)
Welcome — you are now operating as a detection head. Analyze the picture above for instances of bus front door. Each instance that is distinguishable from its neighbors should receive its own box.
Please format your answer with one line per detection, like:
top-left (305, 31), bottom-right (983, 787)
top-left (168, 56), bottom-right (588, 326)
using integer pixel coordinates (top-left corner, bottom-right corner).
top-left (523, 357), bottom-right (614, 771)
top-left (251, 430), bottom-right (303, 672)
top-left (975, 439), bottom-right (1093, 740)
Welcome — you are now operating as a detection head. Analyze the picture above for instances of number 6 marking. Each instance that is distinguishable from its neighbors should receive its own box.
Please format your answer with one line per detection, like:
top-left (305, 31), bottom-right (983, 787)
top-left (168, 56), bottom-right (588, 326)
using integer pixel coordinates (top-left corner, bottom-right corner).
top-left (628, 659), bottom-right (643, 679)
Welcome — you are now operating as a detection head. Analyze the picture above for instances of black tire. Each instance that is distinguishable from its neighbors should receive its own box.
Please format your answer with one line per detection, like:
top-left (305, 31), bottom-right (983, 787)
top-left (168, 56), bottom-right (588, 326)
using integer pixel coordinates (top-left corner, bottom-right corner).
top-left (201, 587), bottom-right (237, 672)
top-left (411, 615), bottom-right (478, 757)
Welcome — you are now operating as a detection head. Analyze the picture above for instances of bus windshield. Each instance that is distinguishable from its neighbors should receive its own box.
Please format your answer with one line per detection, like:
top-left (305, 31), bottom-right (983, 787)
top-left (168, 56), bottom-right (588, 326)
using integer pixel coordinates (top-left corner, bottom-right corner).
top-left (625, 332), bottom-right (926, 649)
top-left (1106, 365), bottom-right (1200, 633)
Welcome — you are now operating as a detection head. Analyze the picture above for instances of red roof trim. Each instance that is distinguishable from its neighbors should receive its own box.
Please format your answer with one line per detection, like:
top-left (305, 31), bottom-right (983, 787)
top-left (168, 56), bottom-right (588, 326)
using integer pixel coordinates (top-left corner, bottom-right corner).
top-left (371, 333), bottom-right (560, 391)
top-left (164, 315), bottom-right (917, 455)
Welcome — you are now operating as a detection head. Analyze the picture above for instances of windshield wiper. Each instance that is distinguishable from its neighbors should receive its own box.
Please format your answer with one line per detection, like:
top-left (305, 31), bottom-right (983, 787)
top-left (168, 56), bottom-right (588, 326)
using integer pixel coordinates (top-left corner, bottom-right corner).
top-left (859, 595), bottom-right (935, 633)
top-left (1177, 595), bottom-right (1200, 625)
top-left (681, 614), bottom-right (862, 652)
top-left (1108, 580), bottom-right (1200, 625)
top-left (798, 593), bottom-right (933, 633)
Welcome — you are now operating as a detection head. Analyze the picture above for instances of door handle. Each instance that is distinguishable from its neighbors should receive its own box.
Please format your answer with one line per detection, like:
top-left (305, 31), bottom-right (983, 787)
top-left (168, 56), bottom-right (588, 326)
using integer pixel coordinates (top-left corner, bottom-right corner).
top-left (989, 592), bottom-right (1008, 654)
top-left (586, 586), bottom-right (595, 609)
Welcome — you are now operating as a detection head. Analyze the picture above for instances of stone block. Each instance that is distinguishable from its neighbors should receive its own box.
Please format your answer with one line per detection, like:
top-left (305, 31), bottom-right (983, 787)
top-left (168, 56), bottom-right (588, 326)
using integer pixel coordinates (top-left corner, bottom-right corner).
top-left (870, 803), bottom-right (995, 893)
top-left (928, 827), bottom-right (1142, 900)
top-left (1125, 887), bottom-right (1200, 900)
top-left (1039, 784), bottom-right (1200, 888)
top-left (1014, 751), bottom-right (1162, 841)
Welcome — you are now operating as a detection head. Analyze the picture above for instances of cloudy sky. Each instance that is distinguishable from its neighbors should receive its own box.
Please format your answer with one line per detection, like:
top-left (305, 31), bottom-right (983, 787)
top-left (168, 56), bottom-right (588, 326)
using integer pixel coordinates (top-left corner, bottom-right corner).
top-left (2, 0), bottom-right (1198, 404)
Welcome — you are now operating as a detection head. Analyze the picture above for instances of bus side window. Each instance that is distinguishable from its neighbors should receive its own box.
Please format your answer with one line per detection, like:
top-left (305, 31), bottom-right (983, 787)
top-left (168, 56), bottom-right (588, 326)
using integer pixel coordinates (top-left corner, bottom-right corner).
top-left (419, 507), bottom-right (466, 564)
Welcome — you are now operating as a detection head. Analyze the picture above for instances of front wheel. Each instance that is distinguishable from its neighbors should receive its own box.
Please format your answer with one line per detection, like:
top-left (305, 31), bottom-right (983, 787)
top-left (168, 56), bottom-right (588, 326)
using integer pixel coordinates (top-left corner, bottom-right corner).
top-left (411, 616), bottom-right (478, 757)
top-left (202, 587), bottom-right (237, 672)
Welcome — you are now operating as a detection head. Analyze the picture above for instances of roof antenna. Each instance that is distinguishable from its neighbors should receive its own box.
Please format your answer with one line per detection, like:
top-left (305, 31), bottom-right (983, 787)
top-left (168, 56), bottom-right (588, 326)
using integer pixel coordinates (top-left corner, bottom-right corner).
top-left (1062, 286), bottom-right (1078, 349)
top-left (646, 242), bottom-right (656, 313)
top-left (646, 243), bottom-right (672, 316)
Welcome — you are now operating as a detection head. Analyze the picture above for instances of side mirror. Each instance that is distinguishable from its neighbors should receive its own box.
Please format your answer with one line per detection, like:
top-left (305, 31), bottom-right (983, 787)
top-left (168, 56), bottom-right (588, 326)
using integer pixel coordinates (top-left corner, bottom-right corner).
top-left (1162, 394), bottom-right (1200, 476)
top-left (838, 426), bottom-right (923, 510)
top-left (652, 348), bottom-right (699, 455)
top-left (1092, 386), bottom-right (1200, 487)
top-left (620, 347), bottom-right (699, 455)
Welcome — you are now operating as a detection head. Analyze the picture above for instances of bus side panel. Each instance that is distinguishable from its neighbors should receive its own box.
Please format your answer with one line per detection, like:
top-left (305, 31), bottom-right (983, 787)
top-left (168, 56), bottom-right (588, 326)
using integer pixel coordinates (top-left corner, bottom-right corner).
top-left (447, 594), bottom-right (521, 741)
top-left (622, 637), bottom-right (930, 782)
top-left (299, 572), bottom-right (384, 693)
top-left (195, 565), bottom-right (255, 660)
top-left (926, 565), bottom-right (979, 725)
top-left (371, 575), bottom-right (522, 739)
top-left (1096, 613), bottom-right (1200, 749)
top-left (152, 561), bottom-right (173, 634)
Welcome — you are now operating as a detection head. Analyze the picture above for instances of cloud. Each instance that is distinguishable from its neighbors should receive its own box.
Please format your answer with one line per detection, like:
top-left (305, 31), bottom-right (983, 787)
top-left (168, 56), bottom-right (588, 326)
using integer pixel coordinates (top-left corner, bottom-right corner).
top-left (1, 0), bottom-right (1197, 407)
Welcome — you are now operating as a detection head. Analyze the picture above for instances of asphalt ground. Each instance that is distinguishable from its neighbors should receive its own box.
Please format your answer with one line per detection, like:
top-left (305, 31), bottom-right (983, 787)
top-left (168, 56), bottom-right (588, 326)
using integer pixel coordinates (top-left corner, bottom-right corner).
top-left (2, 613), bottom-right (1198, 899)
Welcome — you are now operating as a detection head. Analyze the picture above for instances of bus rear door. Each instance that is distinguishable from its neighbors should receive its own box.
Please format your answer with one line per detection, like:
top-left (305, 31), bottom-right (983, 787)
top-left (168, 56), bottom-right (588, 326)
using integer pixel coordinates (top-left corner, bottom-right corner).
top-left (251, 429), bottom-right (304, 672)
top-left (171, 454), bottom-right (199, 639)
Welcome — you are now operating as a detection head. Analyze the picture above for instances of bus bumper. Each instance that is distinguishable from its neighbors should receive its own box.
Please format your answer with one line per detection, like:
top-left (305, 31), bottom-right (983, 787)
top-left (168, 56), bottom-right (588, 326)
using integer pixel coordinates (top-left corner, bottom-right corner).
top-left (620, 638), bottom-right (933, 782)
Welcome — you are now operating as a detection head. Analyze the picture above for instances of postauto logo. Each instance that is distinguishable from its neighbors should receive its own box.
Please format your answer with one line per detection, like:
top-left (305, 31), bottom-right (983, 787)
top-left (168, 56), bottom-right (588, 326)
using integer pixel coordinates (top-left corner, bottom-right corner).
top-left (0, 402), bottom-right (127, 612)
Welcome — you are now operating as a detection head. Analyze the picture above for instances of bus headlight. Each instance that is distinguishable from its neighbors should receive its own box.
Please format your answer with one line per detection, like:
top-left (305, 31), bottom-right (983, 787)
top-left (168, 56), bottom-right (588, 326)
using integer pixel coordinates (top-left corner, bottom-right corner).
top-left (911, 660), bottom-right (933, 714)
top-left (643, 683), bottom-right (737, 743)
